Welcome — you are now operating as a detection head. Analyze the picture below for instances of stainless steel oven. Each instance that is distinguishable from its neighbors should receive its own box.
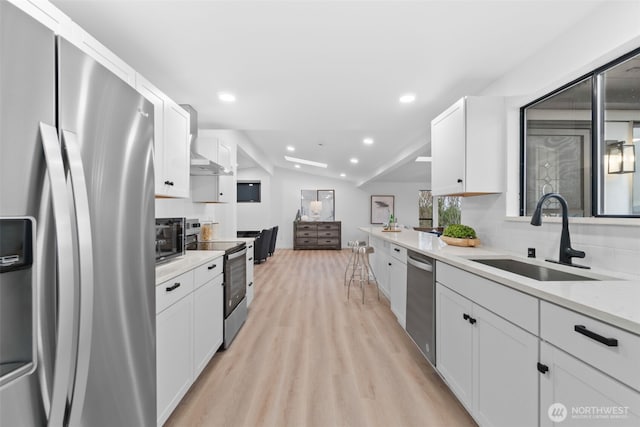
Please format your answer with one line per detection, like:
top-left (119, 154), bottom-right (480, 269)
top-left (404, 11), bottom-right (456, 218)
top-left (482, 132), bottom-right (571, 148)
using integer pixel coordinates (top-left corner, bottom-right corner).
top-left (155, 218), bottom-right (185, 264)
top-left (189, 239), bottom-right (247, 349)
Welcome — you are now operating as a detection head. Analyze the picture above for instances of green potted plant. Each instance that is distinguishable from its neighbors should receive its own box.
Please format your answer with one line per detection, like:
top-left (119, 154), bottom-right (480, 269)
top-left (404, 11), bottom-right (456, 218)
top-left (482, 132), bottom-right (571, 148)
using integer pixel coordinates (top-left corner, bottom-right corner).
top-left (441, 224), bottom-right (479, 247)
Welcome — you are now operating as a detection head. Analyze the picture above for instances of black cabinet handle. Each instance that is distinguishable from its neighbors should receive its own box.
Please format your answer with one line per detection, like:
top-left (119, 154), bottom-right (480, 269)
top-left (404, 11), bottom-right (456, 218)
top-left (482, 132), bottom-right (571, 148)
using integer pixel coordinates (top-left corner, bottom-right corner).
top-left (457, 179), bottom-right (463, 183)
top-left (164, 180), bottom-right (174, 186)
top-left (394, 248), bottom-right (400, 252)
top-left (166, 282), bottom-right (180, 292)
top-left (207, 264), bottom-right (217, 270)
top-left (574, 325), bottom-right (618, 347)
top-left (248, 257), bottom-right (253, 261)
top-left (462, 313), bottom-right (476, 324)
top-left (537, 363), bottom-right (549, 374)
top-left (388, 262), bottom-right (392, 266)
top-left (248, 281), bottom-right (253, 287)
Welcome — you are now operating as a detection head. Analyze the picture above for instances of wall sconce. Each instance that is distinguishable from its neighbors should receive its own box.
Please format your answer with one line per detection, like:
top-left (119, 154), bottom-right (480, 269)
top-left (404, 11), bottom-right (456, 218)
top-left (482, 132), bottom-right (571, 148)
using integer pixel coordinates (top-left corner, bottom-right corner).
top-left (607, 141), bottom-right (636, 174)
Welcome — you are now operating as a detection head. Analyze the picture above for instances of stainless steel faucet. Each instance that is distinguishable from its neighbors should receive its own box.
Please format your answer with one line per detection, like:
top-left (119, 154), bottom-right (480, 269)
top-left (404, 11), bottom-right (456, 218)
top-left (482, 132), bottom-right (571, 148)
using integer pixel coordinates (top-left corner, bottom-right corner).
top-left (530, 192), bottom-right (589, 269)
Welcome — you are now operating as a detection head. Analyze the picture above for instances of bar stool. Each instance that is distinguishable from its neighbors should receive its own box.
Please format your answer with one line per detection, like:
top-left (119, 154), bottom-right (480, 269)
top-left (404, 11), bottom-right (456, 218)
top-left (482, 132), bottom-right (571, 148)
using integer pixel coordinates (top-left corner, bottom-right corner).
top-left (344, 240), bottom-right (367, 287)
top-left (347, 246), bottom-right (380, 304)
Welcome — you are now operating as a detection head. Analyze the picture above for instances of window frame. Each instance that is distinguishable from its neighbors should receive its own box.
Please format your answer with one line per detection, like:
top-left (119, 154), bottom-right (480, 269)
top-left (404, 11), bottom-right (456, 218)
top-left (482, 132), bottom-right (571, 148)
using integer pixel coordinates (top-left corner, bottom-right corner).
top-left (520, 46), bottom-right (640, 218)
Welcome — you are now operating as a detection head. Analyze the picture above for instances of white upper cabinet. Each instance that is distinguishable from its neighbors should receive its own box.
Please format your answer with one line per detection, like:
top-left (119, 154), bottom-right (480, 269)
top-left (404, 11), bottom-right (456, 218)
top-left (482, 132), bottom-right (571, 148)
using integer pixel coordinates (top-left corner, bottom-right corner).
top-left (65, 22), bottom-right (136, 87)
top-left (135, 75), bottom-right (190, 198)
top-left (431, 96), bottom-right (505, 196)
top-left (163, 100), bottom-right (190, 198)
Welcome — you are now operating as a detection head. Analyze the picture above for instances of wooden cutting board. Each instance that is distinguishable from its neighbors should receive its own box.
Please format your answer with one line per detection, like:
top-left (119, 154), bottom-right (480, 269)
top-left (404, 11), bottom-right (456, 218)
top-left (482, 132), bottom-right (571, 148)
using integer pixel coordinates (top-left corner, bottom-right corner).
top-left (440, 236), bottom-right (480, 247)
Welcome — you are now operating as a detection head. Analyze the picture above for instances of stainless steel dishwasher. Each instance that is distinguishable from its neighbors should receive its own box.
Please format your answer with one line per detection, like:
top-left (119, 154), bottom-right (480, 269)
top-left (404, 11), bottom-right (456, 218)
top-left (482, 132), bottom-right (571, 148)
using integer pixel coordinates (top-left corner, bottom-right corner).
top-left (406, 250), bottom-right (436, 365)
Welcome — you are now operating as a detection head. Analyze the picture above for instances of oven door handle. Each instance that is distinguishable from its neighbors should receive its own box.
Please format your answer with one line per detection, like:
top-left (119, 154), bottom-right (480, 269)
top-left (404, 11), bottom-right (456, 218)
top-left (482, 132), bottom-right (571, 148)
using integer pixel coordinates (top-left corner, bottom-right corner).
top-left (227, 248), bottom-right (247, 261)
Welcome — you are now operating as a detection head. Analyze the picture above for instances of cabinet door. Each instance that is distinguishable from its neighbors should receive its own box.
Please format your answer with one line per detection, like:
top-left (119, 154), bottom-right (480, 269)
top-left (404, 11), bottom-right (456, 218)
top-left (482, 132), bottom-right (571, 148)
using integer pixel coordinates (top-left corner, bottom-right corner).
top-left (156, 295), bottom-right (193, 426)
top-left (135, 74), bottom-right (167, 196)
top-left (246, 243), bottom-right (255, 307)
top-left (436, 283), bottom-right (474, 412)
top-left (473, 304), bottom-right (538, 427)
top-left (540, 342), bottom-right (640, 427)
top-left (431, 98), bottom-right (466, 195)
top-left (163, 100), bottom-right (190, 198)
top-left (389, 259), bottom-right (407, 328)
top-left (193, 276), bottom-right (223, 378)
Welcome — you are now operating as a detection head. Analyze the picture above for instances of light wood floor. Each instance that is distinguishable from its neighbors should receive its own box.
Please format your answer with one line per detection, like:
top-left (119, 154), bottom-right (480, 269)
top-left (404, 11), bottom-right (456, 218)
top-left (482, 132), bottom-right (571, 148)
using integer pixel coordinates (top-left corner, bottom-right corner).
top-left (166, 249), bottom-right (477, 427)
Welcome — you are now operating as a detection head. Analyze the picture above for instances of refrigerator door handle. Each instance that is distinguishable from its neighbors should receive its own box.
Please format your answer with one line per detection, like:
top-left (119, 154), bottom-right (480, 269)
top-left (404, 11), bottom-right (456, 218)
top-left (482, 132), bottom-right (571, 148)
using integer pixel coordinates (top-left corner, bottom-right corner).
top-left (61, 130), bottom-right (95, 427)
top-left (39, 123), bottom-right (76, 427)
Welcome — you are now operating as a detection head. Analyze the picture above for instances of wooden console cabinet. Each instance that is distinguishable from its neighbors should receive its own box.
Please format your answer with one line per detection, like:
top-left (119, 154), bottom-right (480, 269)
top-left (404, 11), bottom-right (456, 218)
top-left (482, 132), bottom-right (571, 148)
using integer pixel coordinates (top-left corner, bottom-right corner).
top-left (293, 221), bottom-right (341, 250)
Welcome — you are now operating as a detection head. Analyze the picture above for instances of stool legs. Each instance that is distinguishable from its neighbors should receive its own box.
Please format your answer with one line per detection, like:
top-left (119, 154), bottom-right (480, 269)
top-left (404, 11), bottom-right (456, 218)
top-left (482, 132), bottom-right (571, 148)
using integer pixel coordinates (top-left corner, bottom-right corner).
top-left (347, 246), bottom-right (380, 304)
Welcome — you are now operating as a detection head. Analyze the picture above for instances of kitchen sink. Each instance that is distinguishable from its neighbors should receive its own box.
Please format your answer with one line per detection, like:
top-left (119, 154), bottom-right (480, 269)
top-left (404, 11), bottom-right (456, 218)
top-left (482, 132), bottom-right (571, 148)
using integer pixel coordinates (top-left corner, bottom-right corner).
top-left (470, 258), bottom-right (599, 282)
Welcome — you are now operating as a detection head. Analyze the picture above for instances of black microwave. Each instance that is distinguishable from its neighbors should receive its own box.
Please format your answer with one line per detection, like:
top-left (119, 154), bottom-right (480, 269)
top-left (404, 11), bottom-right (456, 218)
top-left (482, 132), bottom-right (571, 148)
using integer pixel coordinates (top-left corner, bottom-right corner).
top-left (155, 217), bottom-right (185, 264)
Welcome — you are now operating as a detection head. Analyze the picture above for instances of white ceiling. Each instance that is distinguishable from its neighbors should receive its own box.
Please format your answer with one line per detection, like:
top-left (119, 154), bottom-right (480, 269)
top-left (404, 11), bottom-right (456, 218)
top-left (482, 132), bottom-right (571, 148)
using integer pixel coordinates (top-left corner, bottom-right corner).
top-left (52, 0), bottom-right (604, 185)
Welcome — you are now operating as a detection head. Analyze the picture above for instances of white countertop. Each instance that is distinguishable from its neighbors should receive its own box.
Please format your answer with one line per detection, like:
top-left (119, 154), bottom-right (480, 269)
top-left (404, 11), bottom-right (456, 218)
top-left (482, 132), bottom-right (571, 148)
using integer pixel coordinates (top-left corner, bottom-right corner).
top-left (155, 251), bottom-right (224, 285)
top-left (359, 226), bottom-right (640, 335)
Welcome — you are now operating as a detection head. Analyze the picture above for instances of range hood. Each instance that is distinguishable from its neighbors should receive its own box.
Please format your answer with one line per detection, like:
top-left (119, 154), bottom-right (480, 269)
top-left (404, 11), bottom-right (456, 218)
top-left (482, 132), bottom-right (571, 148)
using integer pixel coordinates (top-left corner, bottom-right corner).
top-left (181, 104), bottom-right (232, 176)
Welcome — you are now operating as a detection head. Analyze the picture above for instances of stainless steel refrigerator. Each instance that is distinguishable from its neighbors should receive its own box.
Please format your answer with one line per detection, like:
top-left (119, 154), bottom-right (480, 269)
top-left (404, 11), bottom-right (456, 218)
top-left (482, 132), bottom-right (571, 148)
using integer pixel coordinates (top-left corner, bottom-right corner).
top-left (0, 2), bottom-right (155, 426)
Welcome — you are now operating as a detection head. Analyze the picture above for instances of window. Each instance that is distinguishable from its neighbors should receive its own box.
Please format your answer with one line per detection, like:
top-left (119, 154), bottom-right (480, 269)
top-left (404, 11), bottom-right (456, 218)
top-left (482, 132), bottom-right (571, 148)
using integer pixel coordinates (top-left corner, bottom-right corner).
top-left (522, 48), bottom-right (640, 217)
top-left (418, 190), bottom-right (461, 229)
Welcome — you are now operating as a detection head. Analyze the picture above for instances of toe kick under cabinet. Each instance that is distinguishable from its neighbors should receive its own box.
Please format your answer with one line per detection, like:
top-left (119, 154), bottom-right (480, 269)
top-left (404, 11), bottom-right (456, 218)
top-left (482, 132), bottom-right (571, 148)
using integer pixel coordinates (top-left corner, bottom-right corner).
top-left (293, 221), bottom-right (341, 250)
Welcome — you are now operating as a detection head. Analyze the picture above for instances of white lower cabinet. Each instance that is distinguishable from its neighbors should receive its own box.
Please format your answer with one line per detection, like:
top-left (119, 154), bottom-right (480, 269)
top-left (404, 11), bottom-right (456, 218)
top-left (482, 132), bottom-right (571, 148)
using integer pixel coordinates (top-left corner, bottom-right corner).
top-left (388, 245), bottom-right (407, 329)
top-left (436, 283), bottom-right (538, 427)
top-left (156, 256), bottom-right (223, 426)
top-left (539, 342), bottom-right (640, 427)
top-left (192, 275), bottom-right (223, 378)
top-left (156, 294), bottom-right (193, 426)
top-left (246, 241), bottom-right (255, 307)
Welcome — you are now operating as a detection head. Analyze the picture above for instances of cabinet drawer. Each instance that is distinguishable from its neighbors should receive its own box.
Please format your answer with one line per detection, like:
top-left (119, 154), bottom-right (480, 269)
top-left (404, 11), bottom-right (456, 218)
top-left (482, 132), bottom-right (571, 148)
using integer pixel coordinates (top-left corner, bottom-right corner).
top-left (318, 230), bottom-right (339, 238)
top-left (193, 257), bottom-right (223, 289)
top-left (296, 224), bottom-right (317, 231)
top-left (317, 223), bottom-right (340, 231)
top-left (317, 238), bottom-right (339, 246)
top-left (296, 230), bottom-right (318, 238)
top-left (390, 243), bottom-right (407, 263)
top-left (156, 270), bottom-right (194, 314)
top-left (540, 301), bottom-right (640, 391)
top-left (295, 238), bottom-right (317, 246)
top-left (436, 262), bottom-right (538, 334)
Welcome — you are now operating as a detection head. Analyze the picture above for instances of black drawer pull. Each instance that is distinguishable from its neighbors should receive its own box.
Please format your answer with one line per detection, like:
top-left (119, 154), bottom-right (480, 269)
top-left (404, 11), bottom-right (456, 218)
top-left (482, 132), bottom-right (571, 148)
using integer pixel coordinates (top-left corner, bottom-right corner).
top-left (248, 257), bottom-right (253, 261)
top-left (574, 325), bottom-right (618, 347)
top-left (248, 281), bottom-right (253, 287)
top-left (394, 248), bottom-right (400, 252)
top-left (164, 180), bottom-right (174, 186)
top-left (537, 363), bottom-right (549, 374)
top-left (166, 283), bottom-right (181, 292)
top-left (207, 264), bottom-right (217, 270)
top-left (463, 313), bottom-right (470, 321)
top-left (457, 178), bottom-right (463, 183)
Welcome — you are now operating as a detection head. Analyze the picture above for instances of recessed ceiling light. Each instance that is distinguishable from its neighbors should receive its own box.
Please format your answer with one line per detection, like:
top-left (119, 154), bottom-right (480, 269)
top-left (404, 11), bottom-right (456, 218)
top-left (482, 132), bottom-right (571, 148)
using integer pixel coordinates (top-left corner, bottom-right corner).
top-left (415, 156), bottom-right (432, 162)
top-left (340, 173), bottom-right (346, 177)
top-left (399, 93), bottom-right (416, 104)
top-left (294, 164), bottom-right (301, 169)
top-left (286, 145), bottom-right (295, 152)
top-left (284, 155), bottom-right (327, 168)
top-left (363, 137), bottom-right (374, 145)
top-left (218, 92), bottom-right (236, 102)
top-left (350, 158), bottom-right (359, 164)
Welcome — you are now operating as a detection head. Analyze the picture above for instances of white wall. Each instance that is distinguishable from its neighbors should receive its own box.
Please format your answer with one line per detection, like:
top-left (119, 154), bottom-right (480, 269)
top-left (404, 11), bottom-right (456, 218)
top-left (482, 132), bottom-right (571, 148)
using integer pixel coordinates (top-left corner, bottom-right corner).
top-left (462, 1), bottom-right (640, 275)
top-left (359, 181), bottom-right (425, 229)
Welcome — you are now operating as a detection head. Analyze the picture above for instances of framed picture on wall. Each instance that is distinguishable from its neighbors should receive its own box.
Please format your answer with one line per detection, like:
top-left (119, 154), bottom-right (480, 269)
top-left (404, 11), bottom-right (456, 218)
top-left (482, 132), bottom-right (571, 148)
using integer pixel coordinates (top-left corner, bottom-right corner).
top-left (370, 195), bottom-right (394, 224)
